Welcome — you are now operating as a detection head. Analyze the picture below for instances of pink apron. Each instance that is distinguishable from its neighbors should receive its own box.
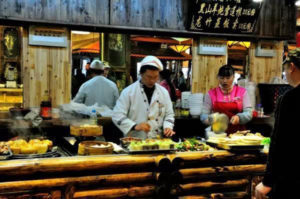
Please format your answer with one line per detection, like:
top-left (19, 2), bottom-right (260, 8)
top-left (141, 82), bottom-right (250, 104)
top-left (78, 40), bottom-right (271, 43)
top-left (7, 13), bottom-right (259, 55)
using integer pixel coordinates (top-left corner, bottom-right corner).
top-left (209, 86), bottom-right (246, 134)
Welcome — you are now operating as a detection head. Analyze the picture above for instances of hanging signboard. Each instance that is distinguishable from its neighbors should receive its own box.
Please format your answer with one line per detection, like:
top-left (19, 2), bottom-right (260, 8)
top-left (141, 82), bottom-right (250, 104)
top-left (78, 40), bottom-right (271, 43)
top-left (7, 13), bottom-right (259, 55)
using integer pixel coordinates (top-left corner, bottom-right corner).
top-left (189, 0), bottom-right (262, 33)
top-left (29, 26), bottom-right (68, 47)
top-left (198, 38), bottom-right (227, 55)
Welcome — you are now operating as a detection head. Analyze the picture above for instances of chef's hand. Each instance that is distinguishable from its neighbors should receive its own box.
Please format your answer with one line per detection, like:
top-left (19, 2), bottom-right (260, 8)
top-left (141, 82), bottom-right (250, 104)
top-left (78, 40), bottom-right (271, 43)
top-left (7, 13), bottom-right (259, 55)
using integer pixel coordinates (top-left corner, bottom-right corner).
top-left (255, 182), bottom-right (271, 199)
top-left (230, 115), bottom-right (240, 125)
top-left (164, 128), bottom-right (175, 137)
top-left (135, 123), bottom-right (151, 133)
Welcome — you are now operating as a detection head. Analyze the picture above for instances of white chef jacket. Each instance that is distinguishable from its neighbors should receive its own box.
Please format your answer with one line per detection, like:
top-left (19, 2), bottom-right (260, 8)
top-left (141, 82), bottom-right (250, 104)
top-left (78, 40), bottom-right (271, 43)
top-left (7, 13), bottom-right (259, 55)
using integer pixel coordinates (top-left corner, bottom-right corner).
top-left (73, 76), bottom-right (119, 109)
top-left (112, 81), bottom-right (175, 139)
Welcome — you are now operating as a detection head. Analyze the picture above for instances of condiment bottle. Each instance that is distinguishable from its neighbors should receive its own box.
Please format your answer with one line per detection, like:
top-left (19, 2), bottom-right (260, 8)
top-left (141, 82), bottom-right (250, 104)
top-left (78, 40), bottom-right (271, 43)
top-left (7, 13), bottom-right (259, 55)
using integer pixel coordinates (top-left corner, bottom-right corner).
top-left (40, 91), bottom-right (52, 120)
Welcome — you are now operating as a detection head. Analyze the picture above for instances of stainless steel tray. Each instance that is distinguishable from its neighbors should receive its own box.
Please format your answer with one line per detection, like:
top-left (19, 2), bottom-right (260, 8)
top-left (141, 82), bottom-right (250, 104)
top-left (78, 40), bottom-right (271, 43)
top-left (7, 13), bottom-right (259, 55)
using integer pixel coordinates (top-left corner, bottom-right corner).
top-left (206, 141), bottom-right (264, 152)
top-left (128, 149), bottom-right (176, 154)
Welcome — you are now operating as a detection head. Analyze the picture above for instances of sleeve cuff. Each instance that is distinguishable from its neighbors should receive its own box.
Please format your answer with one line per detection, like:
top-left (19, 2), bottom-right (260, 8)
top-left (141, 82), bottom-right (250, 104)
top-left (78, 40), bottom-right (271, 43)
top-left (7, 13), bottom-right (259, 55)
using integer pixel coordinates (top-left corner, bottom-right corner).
top-left (163, 121), bottom-right (174, 130)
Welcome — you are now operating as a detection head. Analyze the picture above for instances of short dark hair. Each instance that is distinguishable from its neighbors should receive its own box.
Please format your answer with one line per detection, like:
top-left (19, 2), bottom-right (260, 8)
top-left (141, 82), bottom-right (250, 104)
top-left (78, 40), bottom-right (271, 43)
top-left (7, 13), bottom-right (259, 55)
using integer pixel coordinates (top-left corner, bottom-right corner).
top-left (160, 69), bottom-right (172, 80)
top-left (284, 48), bottom-right (300, 69)
top-left (90, 68), bottom-right (104, 75)
top-left (140, 65), bottom-right (159, 74)
top-left (218, 64), bottom-right (235, 77)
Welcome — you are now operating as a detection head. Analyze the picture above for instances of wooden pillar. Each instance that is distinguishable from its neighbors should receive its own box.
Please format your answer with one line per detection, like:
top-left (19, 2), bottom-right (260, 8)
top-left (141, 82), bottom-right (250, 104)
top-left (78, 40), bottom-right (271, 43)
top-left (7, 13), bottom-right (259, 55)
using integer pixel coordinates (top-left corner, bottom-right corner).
top-left (191, 38), bottom-right (227, 94)
top-left (249, 41), bottom-right (283, 83)
top-left (22, 27), bottom-right (71, 108)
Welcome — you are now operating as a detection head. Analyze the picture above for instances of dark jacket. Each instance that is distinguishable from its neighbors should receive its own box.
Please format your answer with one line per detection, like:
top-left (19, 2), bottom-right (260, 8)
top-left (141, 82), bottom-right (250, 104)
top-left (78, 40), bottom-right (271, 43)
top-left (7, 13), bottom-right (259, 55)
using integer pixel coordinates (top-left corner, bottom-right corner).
top-left (263, 84), bottom-right (300, 198)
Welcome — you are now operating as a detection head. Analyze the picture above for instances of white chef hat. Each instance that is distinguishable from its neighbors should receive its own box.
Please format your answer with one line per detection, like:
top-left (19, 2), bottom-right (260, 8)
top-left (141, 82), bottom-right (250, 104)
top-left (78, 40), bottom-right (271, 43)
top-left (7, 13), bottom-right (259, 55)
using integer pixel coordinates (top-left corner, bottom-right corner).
top-left (90, 60), bottom-right (105, 70)
top-left (140, 55), bottom-right (163, 71)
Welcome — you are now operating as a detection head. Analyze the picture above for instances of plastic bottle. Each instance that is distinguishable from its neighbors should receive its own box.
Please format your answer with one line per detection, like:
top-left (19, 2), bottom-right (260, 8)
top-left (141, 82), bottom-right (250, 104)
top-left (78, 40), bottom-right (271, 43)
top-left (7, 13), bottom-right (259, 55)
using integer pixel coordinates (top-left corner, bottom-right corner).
top-left (40, 91), bottom-right (52, 120)
top-left (90, 109), bottom-right (98, 125)
top-left (259, 107), bottom-right (264, 117)
top-left (256, 104), bottom-right (262, 117)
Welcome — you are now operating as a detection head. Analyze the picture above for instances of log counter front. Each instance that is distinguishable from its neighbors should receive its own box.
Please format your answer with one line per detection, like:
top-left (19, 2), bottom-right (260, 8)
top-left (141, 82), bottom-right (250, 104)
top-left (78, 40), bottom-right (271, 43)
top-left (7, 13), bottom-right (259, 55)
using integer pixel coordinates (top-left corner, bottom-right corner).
top-left (0, 151), bottom-right (267, 199)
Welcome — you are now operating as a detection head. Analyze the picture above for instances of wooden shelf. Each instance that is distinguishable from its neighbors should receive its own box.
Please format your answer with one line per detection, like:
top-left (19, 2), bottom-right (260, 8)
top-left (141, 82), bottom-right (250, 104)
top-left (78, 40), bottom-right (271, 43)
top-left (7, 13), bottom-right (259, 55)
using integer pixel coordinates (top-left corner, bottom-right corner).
top-left (0, 88), bottom-right (23, 93)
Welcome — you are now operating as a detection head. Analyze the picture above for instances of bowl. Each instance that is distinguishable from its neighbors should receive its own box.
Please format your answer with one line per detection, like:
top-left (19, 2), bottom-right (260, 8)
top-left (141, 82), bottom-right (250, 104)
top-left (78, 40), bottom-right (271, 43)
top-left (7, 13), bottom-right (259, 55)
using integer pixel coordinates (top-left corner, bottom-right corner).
top-left (120, 137), bottom-right (142, 148)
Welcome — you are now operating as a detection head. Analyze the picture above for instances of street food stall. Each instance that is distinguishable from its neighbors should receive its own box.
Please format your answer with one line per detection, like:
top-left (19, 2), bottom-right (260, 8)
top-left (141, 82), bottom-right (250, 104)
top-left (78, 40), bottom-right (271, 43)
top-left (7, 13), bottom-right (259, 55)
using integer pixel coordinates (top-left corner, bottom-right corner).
top-left (0, 116), bottom-right (269, 198)
top-left (0, 0), bottom-right (297, 198)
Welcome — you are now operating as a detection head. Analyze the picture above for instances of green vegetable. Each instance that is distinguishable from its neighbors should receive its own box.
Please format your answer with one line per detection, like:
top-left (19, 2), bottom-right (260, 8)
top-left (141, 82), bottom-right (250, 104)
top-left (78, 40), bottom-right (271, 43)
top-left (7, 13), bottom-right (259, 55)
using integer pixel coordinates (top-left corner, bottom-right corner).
top-left (261, 137), bottom-right (271, 145)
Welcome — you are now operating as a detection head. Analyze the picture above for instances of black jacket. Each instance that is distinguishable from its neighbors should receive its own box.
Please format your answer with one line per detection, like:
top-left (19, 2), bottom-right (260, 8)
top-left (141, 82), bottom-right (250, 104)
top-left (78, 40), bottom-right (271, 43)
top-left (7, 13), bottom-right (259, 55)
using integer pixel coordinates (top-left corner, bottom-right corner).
top-left (263, 84), bottom-right (300, 198)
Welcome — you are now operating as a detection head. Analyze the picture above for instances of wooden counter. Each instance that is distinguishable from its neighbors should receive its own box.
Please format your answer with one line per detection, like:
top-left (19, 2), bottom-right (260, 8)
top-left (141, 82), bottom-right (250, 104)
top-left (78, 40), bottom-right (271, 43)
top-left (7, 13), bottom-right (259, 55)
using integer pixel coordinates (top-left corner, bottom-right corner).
top-left (0, 151), bottom-right (267, 199)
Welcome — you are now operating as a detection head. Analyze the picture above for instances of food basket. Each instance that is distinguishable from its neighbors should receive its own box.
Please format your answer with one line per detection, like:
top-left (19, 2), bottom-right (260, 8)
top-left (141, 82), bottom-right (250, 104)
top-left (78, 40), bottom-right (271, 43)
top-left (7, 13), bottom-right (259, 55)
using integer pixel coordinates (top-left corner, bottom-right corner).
top-left (78, 141), bottom-right (113, 155)
top-left (70, 125), bottom-right (103, 137)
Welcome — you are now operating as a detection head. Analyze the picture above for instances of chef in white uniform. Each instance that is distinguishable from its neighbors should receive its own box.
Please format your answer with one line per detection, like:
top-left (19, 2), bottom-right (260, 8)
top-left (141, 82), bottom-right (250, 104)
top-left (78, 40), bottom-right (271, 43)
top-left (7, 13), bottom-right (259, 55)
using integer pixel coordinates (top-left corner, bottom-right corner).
top-left (112, 56), bottom-right (175, 139)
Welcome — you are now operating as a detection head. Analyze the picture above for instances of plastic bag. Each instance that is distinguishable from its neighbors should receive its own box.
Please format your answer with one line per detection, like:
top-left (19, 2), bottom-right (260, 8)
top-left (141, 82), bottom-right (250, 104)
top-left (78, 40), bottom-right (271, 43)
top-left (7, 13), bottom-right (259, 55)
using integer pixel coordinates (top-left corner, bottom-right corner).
top-left (60, 101), bottom-right (113, 118)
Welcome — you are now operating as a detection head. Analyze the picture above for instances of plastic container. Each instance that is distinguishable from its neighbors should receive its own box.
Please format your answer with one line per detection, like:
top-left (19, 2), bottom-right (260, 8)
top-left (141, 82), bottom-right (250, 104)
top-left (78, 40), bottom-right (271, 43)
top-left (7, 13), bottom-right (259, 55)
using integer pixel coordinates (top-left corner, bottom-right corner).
top-left (52, 108), bottom-right (60, 119)
top-left (181, 92), bottom-right (191, 109)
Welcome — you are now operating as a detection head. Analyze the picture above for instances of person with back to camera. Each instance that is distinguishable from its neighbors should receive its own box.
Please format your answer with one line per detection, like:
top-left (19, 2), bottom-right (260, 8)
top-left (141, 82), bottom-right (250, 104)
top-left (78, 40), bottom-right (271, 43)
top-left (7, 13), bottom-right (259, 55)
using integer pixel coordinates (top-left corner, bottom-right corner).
top-left (255, 48), bottom-right (300, 199)
top-left (73, 60), bottom-right (119, 110)
top-left (200, 64), bottom-right (253, 135)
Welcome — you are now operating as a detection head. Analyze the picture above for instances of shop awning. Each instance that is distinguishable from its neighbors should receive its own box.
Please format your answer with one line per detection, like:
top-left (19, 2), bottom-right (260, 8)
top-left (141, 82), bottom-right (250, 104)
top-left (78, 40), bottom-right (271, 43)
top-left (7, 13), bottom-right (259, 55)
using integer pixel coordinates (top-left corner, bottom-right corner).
top-left (131, 36), bottom-right (192, 45)
top-left (72, 41), bottom-right (100, 54)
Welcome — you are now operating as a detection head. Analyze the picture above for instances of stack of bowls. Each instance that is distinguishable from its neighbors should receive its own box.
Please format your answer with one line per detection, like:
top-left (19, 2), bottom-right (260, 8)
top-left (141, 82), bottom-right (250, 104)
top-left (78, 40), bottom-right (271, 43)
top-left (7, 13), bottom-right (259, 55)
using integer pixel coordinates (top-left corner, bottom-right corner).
top-left (181, 91), bottom-right (191, 109)
top-left (189, 93), bottom-right (203, 117)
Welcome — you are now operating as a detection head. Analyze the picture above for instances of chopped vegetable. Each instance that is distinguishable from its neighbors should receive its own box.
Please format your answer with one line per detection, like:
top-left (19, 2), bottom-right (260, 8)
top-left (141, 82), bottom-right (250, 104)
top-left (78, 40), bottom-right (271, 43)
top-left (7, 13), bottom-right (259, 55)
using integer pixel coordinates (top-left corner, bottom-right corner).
top-left (176, 138), bottom-right (213, 152)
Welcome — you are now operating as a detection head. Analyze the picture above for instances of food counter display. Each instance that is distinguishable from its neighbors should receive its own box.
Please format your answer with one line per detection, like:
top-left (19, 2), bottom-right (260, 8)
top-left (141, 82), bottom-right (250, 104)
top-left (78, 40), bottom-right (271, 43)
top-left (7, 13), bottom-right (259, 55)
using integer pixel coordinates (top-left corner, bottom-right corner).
top-left (0, 117), bottom-right (268, 198)
top-left (0, 150), bottom-right (267, 199)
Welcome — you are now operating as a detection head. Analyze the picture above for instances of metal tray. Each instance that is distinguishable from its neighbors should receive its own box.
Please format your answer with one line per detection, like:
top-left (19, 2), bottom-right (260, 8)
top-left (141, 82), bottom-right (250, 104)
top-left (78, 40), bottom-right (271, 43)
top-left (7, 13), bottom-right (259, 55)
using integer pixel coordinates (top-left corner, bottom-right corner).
top-left (128, 149), bottom-right (176, 154)
top-left (10, 148), bottom-right (61, 159)
top-left (206, 141), bottom-right (264, 152)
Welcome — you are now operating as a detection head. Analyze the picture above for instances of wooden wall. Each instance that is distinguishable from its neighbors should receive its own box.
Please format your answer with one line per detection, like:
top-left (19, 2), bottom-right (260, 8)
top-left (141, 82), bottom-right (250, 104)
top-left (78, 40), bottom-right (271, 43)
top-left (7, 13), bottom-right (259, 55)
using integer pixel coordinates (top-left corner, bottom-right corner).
top-left (256, 0), bottom-right (296, 38)
top-left (249, 42), bottom-right (284, 84)
top-left (21, 27), bottom-right (71, 108)
top-left (192, 39), bottom-right (284, 93)
top-left (191, 39), bottom-right (227, 94)
top-left (0, 0), bottom-right (296, 40)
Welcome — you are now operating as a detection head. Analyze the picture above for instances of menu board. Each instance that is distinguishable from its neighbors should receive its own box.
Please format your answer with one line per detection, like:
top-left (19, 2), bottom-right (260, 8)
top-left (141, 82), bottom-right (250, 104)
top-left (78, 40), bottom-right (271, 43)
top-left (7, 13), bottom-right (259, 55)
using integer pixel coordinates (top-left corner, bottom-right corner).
top-left (189, 0), bottom-right (262, 33)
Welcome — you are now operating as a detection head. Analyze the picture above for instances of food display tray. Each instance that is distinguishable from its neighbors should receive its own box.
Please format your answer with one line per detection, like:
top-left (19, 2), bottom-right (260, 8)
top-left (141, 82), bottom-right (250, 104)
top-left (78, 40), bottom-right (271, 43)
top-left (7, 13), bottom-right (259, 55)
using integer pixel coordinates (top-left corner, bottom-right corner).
top-left (127, 149), bottom-right (176, 154)
top-left (206, 141), bottom-right (264, 152)
top-left (0, 148), bottom-right (12, 160)
top-left (9, 149), bottom-right (61, 159)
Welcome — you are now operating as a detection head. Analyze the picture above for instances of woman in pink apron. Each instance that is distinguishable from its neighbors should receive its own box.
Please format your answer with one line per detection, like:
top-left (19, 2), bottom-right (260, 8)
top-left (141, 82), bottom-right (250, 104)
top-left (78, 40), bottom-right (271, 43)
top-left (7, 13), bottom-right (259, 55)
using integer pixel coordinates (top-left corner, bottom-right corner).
top-left (201, 65), bottom-right (253, 135)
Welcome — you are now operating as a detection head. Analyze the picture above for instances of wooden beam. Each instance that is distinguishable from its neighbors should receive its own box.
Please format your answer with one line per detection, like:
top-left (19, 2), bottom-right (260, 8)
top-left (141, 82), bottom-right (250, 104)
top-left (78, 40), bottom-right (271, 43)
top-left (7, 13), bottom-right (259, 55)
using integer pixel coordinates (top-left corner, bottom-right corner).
top-left (0, 173), bottom-right (155, 193)
top-left (180, 165), bottom-right (266, 181)
top-left (0, 18), bottom-right (293, 41)
top-left (0, 155), bottom-right (157, 177)
top-left (178, 179), bottom-right (249, 195)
